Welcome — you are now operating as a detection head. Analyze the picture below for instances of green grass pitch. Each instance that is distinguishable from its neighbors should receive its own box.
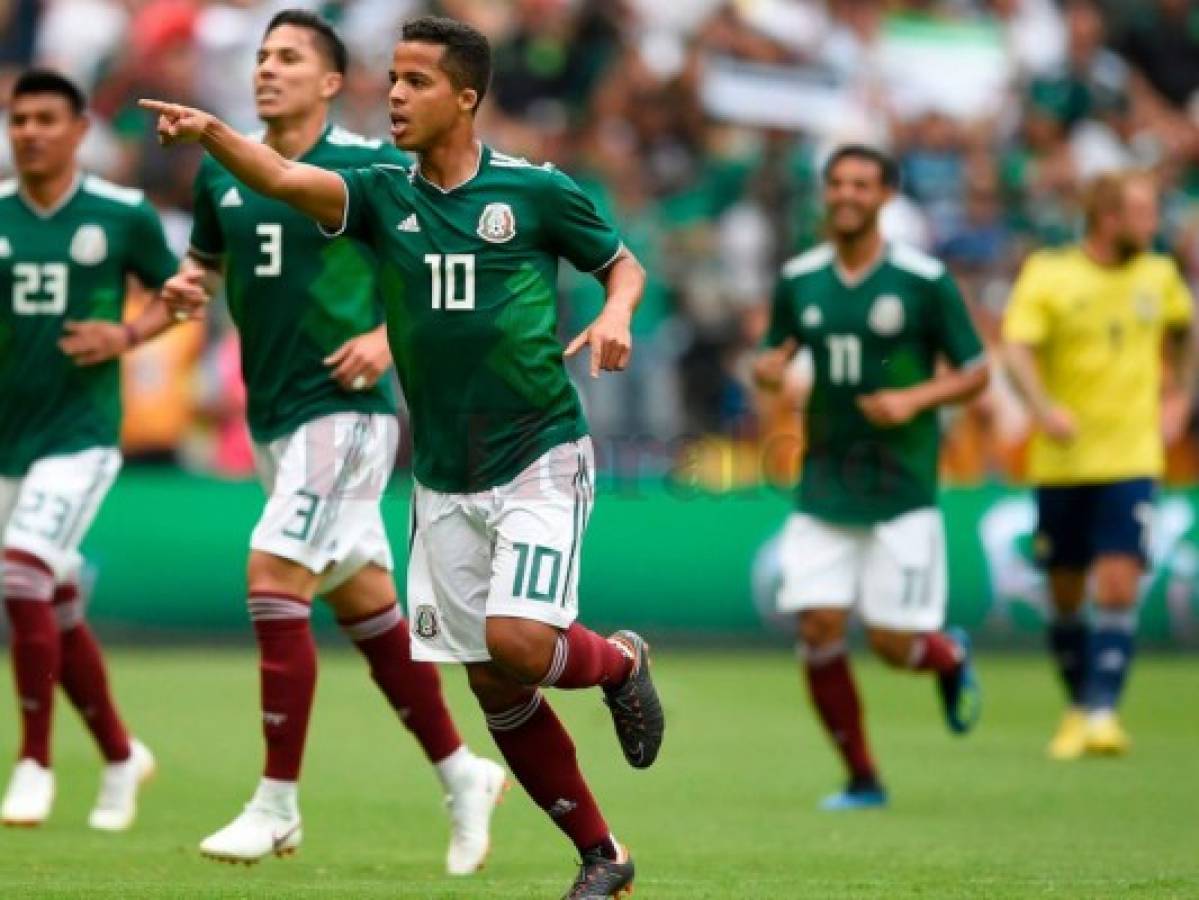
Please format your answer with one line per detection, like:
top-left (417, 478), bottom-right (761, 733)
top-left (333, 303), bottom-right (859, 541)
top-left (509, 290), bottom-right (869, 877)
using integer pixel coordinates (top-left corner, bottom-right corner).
top-left (0, 648), bottom-right (1195, 898)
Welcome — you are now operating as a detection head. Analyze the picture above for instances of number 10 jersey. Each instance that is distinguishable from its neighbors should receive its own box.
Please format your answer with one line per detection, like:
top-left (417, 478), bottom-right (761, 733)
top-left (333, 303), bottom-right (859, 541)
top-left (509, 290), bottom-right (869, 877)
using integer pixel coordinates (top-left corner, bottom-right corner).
top-left (329, 145), bottom-right (623, 493)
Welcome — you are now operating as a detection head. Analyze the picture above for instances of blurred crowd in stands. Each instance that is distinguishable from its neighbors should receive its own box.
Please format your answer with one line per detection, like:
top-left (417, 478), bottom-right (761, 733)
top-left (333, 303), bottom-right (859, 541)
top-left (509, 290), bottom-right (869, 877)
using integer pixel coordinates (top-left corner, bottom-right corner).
top-left (4, 0), bottom-right (1199, 487)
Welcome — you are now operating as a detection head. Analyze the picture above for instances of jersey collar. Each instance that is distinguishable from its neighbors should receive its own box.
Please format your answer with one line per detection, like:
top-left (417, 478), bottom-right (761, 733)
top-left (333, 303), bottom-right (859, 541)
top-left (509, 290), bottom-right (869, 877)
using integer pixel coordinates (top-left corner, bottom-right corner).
top-left (18, 171), bottom-right (82, 220)
top-left (833, 240), bottom-right (889, 289)
top-left (413, 142), bottom-right (488, 195)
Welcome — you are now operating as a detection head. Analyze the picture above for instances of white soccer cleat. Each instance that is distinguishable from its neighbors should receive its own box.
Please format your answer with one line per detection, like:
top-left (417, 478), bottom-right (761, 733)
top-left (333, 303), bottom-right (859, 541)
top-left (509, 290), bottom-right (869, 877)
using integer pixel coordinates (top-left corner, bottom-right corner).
top-left (445, 756), bottom-right (508, 875)
top-left (1, 759), bottom-right (55, 827)
top-left (88, 738), bottom-right (157, 832)
top-left (200, 798), bottom-right (302, 864)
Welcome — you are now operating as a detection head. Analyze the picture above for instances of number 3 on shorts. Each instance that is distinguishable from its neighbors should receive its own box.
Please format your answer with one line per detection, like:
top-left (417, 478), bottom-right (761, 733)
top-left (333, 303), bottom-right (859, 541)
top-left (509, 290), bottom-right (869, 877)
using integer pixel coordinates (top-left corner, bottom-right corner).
top-left (511, 542), bottom-right (563, 602)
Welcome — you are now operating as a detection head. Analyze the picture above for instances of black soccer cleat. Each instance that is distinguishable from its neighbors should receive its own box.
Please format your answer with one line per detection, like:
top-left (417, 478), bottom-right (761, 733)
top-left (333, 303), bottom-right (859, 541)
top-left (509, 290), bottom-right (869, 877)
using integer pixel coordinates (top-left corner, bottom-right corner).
top-left (563, 843), bottom-right (635, 899)
top-left (602, 631), bottom-right (665, 769)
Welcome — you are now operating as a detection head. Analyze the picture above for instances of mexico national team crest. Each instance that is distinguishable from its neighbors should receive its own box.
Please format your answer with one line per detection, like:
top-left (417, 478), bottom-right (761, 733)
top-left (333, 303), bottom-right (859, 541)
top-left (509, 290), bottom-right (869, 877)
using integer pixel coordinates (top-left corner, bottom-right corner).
top-left (868, 294), bottom-right (905, 336)
top-left (414, 604), bottom-right (440, 640)
top-left (70, 224), bottom-right (107, 266)
top-left (477, 202), bottom-right (517, 243)
top-left (801, 305), bottom-right (823, 328)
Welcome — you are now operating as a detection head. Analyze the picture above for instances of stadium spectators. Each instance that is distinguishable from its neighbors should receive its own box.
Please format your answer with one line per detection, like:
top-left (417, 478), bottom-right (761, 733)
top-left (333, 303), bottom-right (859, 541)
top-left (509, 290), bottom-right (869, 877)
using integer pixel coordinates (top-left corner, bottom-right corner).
top-left (4, 0), bottom-right (1198, 482)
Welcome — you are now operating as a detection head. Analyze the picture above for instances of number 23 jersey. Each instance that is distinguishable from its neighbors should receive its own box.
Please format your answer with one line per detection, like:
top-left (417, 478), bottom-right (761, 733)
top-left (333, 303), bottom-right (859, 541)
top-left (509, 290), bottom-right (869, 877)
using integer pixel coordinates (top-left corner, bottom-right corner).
top-left (0, 175), bottom-right (177, 476)
top-left (329, 145), bottom-right (623, 493)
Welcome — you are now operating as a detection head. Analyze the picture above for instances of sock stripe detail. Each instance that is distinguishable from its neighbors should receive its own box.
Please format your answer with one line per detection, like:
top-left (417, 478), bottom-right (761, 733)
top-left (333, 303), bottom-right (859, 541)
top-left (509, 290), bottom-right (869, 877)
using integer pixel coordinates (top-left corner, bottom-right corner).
top-left (248, 595), bottom-right (312, 622)
top-left (53, 597), bottom-right (85, 630)
top-left (2, 562), bottom-right (56, 601)
top-left (541, 633), bottom-right (570, 686)
top-left (1092, 608), bottom-right (1138, 633)
top-left (800, 640), bottom-right (847, 666)
top-left (485, 692), bottom-right (543, 732)
top-left (339, 604), bottom-right (402, 642)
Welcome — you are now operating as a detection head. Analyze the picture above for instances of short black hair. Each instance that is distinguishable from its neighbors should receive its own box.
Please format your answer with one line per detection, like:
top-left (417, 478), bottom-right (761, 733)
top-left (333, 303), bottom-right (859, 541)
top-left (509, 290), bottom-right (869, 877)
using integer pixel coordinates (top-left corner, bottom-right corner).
top-left (265, 9), bottom-right (348, 75)
top-left (823, 144), bottom-right (900, 190)
top-left (11, 69), bottom-right (86, 116)
top-left (401, 16), bottom-right (491, 109)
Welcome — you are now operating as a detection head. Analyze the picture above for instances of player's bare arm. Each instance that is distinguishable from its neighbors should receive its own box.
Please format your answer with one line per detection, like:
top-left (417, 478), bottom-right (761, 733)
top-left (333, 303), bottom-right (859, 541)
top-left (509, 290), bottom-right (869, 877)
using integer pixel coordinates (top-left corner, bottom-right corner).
top-left (323, 325), bottom-right (393, 391)
top-left (160, 255), bottom-right (221, 321)
top-left (752, 338), bottom-right (800, 392)
top-left (58, 288), bottom-right (192, 368)
top-left (139, 99), bottom-right (346, 229)
top-left (564, 250), bottom-right (645, 378)
top-left (1001, 340), bottom-right (1077, 442)
top-left (1162, 324), bottom-right (1197, 444)
top-left (857, 357), bottom-right (990, 428)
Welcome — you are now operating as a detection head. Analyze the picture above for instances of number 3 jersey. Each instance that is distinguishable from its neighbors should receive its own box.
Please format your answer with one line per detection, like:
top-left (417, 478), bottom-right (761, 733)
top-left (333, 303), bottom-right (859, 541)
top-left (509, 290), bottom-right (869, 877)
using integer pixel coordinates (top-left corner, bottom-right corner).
top-left (0, 175), bottom-right (177, 477)
top-left (189, 125), bottom-right (405, 443)
top-left (764, 243), bottom-right (984, 525)
top-left (328, 145), bottom-right (623, 493)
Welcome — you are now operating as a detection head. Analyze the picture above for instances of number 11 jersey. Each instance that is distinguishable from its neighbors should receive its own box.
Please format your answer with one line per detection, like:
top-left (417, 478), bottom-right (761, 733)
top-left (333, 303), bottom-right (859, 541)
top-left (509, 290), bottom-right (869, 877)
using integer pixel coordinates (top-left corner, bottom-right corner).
top-left (764, 243), bottom-right (984, 525)
top-left (330, 145), bottom-right (623, 493)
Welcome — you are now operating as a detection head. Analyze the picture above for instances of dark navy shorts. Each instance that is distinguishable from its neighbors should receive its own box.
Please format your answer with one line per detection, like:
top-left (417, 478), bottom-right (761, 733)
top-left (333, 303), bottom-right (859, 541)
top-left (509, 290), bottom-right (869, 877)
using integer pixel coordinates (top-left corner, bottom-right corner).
top-left (1034, 478), bottom-right (1154, 569)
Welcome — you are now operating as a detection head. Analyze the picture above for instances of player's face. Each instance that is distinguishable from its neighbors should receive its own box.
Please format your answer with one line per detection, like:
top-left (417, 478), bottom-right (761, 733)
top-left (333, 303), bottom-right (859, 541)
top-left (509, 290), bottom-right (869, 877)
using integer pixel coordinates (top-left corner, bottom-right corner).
top-left (8, 94), bottom-right (86, 181)
top-left (255, 24), bottom-right (341, 121)
top-left (824, 158), bottom-right (890, 240)
top-left (388, 41), bottom-right (478, 152)
top-left (1117, 179), bottom-right (1159, 258)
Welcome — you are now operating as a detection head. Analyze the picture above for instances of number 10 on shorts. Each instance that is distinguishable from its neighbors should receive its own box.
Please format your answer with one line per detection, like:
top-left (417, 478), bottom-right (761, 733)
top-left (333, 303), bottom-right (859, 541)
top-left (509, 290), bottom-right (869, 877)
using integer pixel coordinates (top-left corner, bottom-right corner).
top-left (511, 542), bottom-right (563, 602)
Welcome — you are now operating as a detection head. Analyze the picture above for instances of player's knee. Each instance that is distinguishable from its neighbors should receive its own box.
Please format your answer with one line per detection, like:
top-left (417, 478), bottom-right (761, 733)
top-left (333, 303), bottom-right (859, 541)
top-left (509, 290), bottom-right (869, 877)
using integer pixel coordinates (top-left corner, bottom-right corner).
top-left (1093, 557), bottom-right (1140, 608)
top-left (798, 610), bottom-right (845, 649)
top-left (466, 662), bottom-right (531, 711)
top-left (485, 617), bottom-right (557, 684)
top-left (246, 551), bottom-right (318, 600)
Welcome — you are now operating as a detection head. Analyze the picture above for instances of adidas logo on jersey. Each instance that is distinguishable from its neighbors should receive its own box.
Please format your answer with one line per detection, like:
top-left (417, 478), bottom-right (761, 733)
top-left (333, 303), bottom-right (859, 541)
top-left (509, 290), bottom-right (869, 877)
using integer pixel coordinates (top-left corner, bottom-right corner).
top-left (397, 214), bottom-right (421, 233)
top-left (219, 187), bottom-right (244, 208)
top-left (0, 237), bottom-right (10, 258)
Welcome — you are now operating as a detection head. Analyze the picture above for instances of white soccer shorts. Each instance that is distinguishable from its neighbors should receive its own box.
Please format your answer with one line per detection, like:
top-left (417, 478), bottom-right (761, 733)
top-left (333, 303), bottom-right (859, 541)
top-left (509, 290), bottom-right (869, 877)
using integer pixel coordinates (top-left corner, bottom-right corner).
top-left (251, 412), bottom-right (399, 594)
top-left (407, 437), bottom-right (595, 663)
top-left (777, 507), bottom-right (948, 632)
top-left (0, 446), bottom-right (122, 582)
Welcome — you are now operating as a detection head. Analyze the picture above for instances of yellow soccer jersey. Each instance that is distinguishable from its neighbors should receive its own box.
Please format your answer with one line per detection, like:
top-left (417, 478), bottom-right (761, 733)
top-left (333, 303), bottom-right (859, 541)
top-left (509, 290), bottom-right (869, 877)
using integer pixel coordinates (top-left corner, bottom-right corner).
top-left (1003, 245), bottom-right (1194, 484)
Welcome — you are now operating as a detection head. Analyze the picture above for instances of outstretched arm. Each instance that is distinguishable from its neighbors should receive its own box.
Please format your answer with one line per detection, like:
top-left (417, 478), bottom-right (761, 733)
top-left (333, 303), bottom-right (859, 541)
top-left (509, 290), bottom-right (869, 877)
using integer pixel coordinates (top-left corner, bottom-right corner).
top-left (139, 99), bottom-right (346, 229)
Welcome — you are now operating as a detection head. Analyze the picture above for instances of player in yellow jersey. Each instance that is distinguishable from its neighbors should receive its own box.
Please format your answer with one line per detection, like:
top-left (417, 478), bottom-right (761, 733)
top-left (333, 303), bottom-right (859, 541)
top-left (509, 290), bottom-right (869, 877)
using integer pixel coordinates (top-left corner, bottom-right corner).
top-left (1002, 171), bottom-right (1195, 759)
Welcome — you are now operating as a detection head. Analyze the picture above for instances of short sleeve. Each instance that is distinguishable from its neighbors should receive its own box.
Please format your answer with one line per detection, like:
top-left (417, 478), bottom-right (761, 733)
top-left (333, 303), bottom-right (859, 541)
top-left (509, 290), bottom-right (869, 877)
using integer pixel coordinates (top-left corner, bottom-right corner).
top-left (1003, 254), bottom-right (1052, 346)
top-left (932, 271), bottom-right (985, 367)
top-left (762, 275), bottom-right (799, 349)
top-left (1162, 258), bottom-right (1194, 328)
top-left (544, 168), bottom-right (623, 273)
top-left (128, 200), bottom-right (179, 290)
top-left (188, 159), bottom-right (223, 263)
top-left (320, 166), bottom-right (374, 241)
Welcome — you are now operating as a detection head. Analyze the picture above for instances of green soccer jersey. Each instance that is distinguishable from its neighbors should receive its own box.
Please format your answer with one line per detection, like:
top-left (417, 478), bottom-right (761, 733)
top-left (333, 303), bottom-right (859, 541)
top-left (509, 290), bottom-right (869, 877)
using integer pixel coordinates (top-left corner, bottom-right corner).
top-left (332, 145), bottom-right (623, 492)
top-left (190, 125), bottom-right (405, 443)
top-left (0, 174), bottom-right (177, 477)
top-left (765, 243), bottom-right (985, 525)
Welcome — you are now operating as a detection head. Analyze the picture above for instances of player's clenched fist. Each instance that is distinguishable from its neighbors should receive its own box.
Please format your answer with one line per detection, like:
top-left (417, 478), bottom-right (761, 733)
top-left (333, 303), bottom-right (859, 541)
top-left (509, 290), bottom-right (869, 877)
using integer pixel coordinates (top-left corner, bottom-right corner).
top-left (161, 267), bottom-right (211, 320)
top-left (139, 99), bottom-right (214, 146)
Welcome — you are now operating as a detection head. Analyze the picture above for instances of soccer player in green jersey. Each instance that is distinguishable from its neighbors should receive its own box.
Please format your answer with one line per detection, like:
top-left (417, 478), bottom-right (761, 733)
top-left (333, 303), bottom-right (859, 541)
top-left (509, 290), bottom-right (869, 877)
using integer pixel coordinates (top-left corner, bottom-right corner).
top-left (0, 70), bottom-right (181, 830)
top-left (158, 12), bottom-right (502, 870)
top-left (144, 16), bottom-right (662, 897)
top-left (753, 146), bottom-right (988, 811)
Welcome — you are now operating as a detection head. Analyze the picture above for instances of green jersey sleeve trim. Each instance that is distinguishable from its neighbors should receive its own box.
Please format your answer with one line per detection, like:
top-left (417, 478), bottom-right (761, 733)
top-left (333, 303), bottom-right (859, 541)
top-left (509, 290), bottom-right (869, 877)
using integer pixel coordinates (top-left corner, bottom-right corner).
top-left (316, 170), bottom-right (354, 239)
